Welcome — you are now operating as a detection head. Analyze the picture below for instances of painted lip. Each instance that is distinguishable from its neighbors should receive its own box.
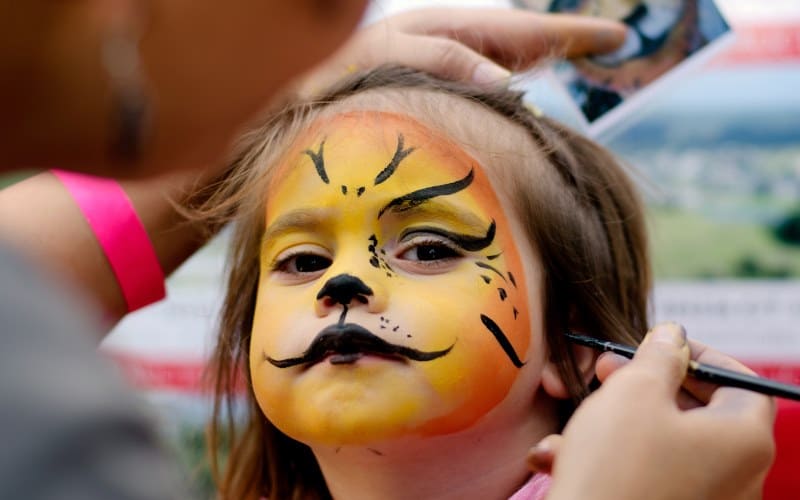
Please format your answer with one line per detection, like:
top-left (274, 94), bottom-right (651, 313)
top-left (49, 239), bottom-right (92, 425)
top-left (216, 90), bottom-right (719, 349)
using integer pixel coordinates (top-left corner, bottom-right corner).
top-left (265, 323), bottom-right (454, 369)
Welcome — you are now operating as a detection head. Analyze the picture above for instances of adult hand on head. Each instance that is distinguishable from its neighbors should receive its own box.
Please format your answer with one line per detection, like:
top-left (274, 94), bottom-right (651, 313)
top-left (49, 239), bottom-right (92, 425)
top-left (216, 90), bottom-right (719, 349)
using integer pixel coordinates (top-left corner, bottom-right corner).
top-left (529, 322), bottom-right (776, 500)
top-left (294, 8), bottom-right (627, 96)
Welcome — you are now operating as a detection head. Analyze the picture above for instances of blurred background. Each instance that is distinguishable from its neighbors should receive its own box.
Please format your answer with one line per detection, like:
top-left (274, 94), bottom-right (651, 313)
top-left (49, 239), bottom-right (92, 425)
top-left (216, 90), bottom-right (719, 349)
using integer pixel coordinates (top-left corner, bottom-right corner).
top-left (13, 0), bottom-right (795, 497)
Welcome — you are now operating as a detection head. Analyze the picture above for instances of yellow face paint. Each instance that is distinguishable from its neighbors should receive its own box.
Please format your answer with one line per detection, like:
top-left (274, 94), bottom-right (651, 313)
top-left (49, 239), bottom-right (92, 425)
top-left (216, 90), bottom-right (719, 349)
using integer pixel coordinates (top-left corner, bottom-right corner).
top-left (250, 111), bottom-right (531, 445)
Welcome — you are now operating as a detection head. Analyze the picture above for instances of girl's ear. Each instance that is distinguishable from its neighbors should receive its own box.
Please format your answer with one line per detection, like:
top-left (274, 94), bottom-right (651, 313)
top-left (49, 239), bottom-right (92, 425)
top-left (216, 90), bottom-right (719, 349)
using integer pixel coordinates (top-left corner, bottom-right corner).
top-left (540, 342), bottom-right (597, 399)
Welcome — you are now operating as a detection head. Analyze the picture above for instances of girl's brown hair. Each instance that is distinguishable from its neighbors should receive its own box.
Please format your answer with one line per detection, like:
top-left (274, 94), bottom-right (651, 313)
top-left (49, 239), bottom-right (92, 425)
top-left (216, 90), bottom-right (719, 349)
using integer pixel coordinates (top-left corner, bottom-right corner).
top-left (197, 66), bottom-right (651, 499)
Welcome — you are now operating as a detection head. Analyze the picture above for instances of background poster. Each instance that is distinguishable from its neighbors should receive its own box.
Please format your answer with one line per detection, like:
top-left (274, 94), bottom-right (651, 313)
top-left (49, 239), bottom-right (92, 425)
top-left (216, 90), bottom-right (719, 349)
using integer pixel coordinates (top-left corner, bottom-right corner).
top-left (512, 0), bottom-right (734, 136)
top-left (94, 0), bottom-right (800, 496)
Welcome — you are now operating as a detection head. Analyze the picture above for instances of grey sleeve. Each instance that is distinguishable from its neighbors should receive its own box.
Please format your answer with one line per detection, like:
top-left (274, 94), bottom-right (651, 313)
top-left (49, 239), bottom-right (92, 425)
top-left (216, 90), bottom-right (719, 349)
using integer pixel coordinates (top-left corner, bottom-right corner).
top-left (0, 243), bottom-right (191, 500)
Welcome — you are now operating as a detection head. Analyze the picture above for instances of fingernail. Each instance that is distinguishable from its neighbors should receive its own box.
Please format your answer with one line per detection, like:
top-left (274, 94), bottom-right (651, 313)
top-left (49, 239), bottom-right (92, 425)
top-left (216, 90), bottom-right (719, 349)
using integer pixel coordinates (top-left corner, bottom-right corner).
top-left (593, 24), bottom-right (628, 52)
top-left (648, 322), bottom-right (687, 347)
top-left (530, 440), bottom-right (551, 454)
top-left (472, 62), bottom-right (511, 87)
top-left (527, 442), bottom-right (554, 472)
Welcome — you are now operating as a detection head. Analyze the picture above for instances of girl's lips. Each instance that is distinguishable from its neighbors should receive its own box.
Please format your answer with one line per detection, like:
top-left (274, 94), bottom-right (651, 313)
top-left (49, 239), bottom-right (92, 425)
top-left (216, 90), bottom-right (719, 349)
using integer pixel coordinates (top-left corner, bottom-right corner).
top-left (327, 351), bottom-right (406, 365)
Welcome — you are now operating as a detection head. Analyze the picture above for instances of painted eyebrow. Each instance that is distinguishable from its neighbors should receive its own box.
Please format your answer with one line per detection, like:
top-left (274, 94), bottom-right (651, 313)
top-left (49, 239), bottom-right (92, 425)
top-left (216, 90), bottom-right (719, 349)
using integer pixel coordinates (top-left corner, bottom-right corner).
top-left (377, 168), bottom-right (474, 219)
top-left (262, 208), bottom-right (331, 245)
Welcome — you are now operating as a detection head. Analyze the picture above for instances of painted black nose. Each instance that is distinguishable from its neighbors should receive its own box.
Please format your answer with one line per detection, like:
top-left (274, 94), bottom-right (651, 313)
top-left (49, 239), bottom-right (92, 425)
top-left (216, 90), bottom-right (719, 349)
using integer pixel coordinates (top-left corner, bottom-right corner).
top-left (316, 274), bottom-right (373, 306)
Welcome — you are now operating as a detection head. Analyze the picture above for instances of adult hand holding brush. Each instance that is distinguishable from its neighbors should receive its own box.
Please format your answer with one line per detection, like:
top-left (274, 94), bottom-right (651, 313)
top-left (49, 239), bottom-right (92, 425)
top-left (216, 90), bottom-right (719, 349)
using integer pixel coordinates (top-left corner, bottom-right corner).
top-left (533, 322), bottom-right (775, 500)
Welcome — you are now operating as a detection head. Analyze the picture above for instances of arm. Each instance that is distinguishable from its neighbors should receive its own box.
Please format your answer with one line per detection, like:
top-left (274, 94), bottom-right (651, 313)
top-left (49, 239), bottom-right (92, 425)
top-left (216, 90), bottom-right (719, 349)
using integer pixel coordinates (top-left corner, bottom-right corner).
top-left (0, 170), bottom-right (210, 329)
top-left (532, 323), bottom-right (776, 500)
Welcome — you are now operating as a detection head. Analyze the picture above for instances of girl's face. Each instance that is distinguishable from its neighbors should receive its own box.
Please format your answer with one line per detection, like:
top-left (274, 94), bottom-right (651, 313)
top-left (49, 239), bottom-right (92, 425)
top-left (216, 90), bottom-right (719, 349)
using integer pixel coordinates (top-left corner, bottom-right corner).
top-left (250, 111), bottom-right (546, 445)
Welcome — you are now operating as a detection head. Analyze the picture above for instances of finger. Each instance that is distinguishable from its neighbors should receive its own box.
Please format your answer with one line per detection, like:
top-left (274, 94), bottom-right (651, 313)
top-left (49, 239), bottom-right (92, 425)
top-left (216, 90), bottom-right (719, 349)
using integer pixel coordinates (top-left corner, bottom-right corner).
top-left (388, 9), bottom-right (627, 69)
top-left (594, 351), bottom-right (629, 383)
top-left (703, 387), bottom-right (776, 483)
top-left (527, 434), bottom-right (562, 475)
top-left (596, 348), bottom-right (702, 409)
top-left (623, 322), bottom-right (690, 397)
top-left (370, 32), bottom-right (513, 87)
top-left (676, 386), bottom-right (706, 410)
top-left (689, 339), bottom-right (755, 375)
top-left (669, 340), bottom-right (737, 408)
top-left (687, 340), bottom-right (776, 422)
top-left (679, 339), bottom-right (762, 405)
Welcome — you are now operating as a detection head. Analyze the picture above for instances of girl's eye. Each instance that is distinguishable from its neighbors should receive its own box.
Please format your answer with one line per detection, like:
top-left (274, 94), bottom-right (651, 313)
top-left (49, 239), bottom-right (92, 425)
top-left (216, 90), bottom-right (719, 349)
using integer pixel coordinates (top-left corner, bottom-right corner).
top-left (404, 242), bottom-right (459, 262)
top-left (398, 234), bottom-right (462, 264)
top-left (273, 250), bottom-right (332, 275)
top-left (291, 254), bottom-right (332, 273)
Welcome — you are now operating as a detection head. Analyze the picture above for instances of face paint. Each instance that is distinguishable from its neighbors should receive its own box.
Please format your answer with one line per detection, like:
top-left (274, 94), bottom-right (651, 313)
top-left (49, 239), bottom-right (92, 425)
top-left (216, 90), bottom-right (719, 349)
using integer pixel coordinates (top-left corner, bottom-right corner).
top-left (250, 111), bottom-right (533, 445)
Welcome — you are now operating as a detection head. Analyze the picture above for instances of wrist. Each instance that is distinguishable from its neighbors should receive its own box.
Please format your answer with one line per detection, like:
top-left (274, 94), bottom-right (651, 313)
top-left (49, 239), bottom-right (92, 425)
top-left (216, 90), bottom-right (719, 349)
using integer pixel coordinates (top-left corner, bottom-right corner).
top-left (52, 169), bottom-right (166, 312)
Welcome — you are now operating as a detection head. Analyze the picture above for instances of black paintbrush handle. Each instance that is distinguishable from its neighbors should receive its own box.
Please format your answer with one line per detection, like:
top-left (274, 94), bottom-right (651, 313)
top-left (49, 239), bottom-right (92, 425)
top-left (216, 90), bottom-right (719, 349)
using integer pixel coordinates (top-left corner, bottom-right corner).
top-left (688, 361), bottom-right (800, 400)
top-left (565, 332), bottom-right (800, 401)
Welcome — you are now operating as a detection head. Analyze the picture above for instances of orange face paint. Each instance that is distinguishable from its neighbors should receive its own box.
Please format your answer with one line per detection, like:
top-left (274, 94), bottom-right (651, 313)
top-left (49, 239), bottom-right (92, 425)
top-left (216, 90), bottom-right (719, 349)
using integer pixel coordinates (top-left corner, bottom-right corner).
top-left (249, 111), bottom-right (532, 445)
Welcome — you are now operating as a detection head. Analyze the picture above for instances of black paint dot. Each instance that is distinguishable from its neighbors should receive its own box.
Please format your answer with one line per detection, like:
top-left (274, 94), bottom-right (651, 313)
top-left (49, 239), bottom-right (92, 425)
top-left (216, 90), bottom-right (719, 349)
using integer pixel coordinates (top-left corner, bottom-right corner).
top-left (368, 244), bottom-right (376, 253)
top-left (341, 185), bottom-right (347, 195)
top-left (369, 234), bottom-right (378, 245)
top-left (513, 307), bottom-right (518, 319)
top-left (508, 272), bottom-right (517, 288)
top-left (386, 272), bottom-right (392, 277)
top-left (357, 186), bottom-right (365, 196)
top-left (406, 334), bottom-right (412, 338)
top-left (480, 275), bottom-right (491, 284)
top-left (498, 288), bottom-right (507, 301)
top-left (380, 249), bottom-right (386, 255)
top-left (392, 326), bottom-right (399, 332)
top-left (370, 257), bottom-right (380, 268)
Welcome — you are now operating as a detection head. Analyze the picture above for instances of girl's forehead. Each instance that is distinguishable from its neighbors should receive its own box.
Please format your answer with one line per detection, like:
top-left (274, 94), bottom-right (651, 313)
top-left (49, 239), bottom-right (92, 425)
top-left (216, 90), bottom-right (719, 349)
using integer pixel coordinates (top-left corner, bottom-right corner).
top-left (291, 111), bottom-right (468, 164)
top-left (303, 110), bottom-right (457, 147)
top-left (269, 110), bottom-right (499, 197)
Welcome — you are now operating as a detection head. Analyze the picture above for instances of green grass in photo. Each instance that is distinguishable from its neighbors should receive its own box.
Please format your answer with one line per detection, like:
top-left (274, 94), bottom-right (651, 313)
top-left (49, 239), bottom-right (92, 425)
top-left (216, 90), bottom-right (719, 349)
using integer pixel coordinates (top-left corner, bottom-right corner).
top-left (649, 207), bottom-right (800, 279)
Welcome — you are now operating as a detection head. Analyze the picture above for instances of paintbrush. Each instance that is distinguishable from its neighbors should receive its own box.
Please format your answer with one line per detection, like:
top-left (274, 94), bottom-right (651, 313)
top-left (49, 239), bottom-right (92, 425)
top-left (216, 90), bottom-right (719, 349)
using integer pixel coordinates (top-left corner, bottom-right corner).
top-left (565, 332), bottom-right (800, 401)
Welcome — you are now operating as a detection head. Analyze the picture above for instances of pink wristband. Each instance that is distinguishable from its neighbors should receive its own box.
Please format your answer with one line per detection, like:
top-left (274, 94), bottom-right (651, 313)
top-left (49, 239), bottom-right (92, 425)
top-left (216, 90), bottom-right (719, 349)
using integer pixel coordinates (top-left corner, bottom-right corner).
top-left (52, 169), bottom-right (166, 312)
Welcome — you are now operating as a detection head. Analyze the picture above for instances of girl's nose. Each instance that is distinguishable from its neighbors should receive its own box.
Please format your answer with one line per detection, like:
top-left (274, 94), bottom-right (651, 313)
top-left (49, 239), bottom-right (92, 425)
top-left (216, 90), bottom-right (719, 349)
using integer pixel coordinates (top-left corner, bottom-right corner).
top-left (314, 273), bottom-right (386, 317)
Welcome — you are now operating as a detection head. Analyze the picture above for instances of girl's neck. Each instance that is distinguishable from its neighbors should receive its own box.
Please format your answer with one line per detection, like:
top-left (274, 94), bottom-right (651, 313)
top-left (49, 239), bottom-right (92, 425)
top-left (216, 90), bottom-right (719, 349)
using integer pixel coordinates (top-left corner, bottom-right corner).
top-left (312, 398), bottom-right (558, 500)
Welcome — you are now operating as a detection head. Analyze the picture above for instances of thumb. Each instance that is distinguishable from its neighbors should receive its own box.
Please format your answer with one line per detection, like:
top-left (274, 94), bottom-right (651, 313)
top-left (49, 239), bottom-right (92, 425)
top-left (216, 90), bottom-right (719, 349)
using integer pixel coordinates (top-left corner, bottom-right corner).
top-left (595, 351), bottom-right (630, 383)
top-left (630, 322), bottom-right (691, 396)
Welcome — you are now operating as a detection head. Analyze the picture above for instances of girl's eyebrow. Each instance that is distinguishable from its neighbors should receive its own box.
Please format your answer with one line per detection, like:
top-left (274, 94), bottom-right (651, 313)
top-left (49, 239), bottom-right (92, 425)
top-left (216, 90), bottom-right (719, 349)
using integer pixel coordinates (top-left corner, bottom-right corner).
top-left (377, 168), bottom-right (474, 218)
top-left (262, 208), bottom-right (330, 244)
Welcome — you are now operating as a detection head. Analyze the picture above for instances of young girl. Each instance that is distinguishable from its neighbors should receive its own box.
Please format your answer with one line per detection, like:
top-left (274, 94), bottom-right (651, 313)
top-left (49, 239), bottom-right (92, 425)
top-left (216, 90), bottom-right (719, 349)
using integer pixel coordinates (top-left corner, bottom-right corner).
top-left (197, 66), bottom-right (651, 499)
